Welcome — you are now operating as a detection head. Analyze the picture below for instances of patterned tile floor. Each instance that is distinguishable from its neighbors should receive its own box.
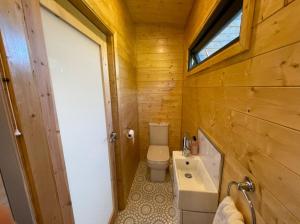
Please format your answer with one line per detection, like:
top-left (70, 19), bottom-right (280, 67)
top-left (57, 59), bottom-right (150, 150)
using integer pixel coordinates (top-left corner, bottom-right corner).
top-left (115, 162), bottom-right (180, 224)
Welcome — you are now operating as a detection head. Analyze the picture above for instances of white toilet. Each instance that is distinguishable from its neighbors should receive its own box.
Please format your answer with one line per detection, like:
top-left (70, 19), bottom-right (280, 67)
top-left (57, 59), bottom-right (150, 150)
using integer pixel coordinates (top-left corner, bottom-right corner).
top-left (147, 123), bottom-right (170, 182)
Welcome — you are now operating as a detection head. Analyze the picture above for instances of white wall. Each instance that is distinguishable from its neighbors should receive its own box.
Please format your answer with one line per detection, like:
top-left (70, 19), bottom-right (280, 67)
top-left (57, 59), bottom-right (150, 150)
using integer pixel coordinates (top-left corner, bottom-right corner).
top-left (41, 8), bottom-right (113, 224)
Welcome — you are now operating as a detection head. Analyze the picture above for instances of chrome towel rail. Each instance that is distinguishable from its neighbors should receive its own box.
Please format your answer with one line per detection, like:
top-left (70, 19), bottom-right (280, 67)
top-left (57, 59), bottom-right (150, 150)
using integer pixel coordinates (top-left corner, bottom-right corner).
top-left (227, 176), bottom-right (256, 224)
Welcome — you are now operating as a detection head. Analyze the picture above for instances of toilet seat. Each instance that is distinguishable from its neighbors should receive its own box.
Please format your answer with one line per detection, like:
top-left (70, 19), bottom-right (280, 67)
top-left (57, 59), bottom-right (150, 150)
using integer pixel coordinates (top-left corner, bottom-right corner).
top-left (147, 145), bottom-right (169, 164)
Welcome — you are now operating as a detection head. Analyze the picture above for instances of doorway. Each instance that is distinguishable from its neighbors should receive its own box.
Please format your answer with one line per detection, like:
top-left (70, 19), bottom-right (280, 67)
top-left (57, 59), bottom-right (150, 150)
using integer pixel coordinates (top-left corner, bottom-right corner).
top-left (40, 4), bottom-right (116, 223)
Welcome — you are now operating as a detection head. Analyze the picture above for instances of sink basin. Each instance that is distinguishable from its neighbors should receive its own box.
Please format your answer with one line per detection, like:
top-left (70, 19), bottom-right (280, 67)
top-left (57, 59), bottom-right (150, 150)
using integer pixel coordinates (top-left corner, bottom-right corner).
top-left (172, 151), bottom-right (219, 213)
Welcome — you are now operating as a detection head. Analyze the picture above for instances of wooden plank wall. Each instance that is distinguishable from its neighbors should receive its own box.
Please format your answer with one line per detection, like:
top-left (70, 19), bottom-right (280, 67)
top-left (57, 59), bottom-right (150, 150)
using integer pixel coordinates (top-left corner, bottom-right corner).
top-left (136, 25), bottom-right (184, 159)
top-left (82, 0), bottom-right (140, 209)
top-left (0, 1), bottom-right (65, 223)
top-left (21, 1), bottom-right (74, 222)
top-left (182, 0), bottom-right (300, 223)
top-left (125, 0), bottom-right (194, 27)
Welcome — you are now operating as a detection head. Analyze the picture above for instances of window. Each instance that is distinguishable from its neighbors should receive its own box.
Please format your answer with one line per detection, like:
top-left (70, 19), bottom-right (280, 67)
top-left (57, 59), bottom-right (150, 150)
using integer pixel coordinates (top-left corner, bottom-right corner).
top-left (189, 0), bottom-right (243, 70)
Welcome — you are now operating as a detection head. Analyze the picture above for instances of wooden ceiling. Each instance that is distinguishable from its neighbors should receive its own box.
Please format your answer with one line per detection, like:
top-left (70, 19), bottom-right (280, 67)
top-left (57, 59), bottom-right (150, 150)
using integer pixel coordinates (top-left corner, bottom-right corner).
top-left (124, 0), bottom-right (195, 27)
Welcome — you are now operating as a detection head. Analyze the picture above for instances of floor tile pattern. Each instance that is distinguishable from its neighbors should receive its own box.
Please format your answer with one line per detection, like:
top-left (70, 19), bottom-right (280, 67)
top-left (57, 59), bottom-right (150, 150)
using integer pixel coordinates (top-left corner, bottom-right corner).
top-left (115, 162), bottom-right (179, 224)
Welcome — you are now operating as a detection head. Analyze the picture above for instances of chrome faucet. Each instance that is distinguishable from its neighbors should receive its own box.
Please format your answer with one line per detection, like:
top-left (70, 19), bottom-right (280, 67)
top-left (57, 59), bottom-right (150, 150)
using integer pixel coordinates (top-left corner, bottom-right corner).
top-left (182, 133), bottom-right (191, 157)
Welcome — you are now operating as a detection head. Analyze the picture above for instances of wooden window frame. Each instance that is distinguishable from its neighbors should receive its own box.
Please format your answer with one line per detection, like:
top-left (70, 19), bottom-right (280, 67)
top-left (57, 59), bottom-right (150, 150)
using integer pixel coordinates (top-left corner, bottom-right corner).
top-left (186, 0), bottom-right (255, 76)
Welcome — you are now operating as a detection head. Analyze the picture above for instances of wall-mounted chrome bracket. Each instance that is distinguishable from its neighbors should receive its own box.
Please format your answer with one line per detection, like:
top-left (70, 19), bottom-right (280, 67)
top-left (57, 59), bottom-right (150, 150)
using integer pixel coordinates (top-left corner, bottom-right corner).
top-left (109, 131), bottom-right (118, 143)
top-left (227, 176), bottom-right (256, 224)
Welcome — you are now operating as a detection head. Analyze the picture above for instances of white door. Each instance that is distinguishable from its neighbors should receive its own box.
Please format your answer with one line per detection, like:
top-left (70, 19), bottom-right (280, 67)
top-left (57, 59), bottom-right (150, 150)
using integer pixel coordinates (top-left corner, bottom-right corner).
top-left (41, 8), bottom-right (113, 224)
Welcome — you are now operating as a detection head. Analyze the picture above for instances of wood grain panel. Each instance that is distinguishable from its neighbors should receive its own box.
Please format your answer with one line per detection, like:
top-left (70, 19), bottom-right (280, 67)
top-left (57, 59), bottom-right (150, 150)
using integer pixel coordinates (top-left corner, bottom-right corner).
top-left (124, 0), bottom-right (194, 27)
top-left (191, 41), bottom-right (300, 88)
top-left (182, 0), bottom-right (300, 223)
top-left (254, 0), bottom-right (284, 25)
top-left (0, 0), bottom-right (64, 222)
top-left (21, 1), bottom-right (75, 223)
top-left (136, 25), bottom-right (184, 159)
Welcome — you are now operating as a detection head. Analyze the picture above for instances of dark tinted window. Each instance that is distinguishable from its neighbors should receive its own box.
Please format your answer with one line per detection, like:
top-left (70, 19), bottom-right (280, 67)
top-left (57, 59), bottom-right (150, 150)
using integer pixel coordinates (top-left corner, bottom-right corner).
top-left (189, 0), bottom-right (243, 70)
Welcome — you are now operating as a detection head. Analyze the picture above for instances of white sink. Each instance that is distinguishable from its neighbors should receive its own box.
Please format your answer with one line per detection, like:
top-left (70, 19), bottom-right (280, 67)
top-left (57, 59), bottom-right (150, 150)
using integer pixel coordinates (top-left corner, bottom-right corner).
top-left (172, 151), bottom-right (219, 213)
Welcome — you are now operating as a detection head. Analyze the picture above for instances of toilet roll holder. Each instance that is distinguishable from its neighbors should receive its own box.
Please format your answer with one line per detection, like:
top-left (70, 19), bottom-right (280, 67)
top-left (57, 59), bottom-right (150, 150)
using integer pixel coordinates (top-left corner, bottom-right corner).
top-left (125, 128), bottom-right (134, 140)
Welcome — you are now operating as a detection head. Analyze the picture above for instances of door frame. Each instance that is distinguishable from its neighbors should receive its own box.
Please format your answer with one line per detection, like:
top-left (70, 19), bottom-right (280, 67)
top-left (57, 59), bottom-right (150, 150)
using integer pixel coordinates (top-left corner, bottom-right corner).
top-left (39, 0), bottom-right (119, 222)
top-left (36, 0), bottom-right (118, 223)
top-left (0, 33), bottom-right (35, 224)
top-left (1, 0), bottom-right (69, 222)
top-left (21, 0), bottom-right (121, 222)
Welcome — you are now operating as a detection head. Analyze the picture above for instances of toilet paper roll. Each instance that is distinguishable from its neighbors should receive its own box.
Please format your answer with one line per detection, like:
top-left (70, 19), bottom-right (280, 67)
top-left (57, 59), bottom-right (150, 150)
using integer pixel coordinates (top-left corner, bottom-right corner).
top-left (126, 129), bottom-right (135, 144)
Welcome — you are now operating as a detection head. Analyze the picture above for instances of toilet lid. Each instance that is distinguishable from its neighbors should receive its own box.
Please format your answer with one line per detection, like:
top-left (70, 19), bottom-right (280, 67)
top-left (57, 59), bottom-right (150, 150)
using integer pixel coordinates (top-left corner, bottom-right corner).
top-left (147, 145), bottom-right (170, 162)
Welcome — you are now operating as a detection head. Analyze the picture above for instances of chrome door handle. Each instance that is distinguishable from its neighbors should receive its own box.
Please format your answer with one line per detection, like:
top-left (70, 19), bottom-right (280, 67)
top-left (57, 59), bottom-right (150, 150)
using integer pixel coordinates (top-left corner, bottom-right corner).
top-left (109, 132), bottom-right (118, 143)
